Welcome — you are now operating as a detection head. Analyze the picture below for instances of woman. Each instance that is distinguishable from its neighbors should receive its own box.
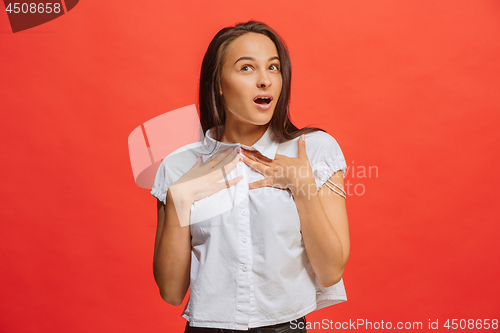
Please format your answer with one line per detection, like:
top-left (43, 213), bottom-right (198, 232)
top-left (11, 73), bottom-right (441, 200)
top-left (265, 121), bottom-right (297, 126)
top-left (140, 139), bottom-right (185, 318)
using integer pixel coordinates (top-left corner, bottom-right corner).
top-left (151, 21), bottom-right (350, 333)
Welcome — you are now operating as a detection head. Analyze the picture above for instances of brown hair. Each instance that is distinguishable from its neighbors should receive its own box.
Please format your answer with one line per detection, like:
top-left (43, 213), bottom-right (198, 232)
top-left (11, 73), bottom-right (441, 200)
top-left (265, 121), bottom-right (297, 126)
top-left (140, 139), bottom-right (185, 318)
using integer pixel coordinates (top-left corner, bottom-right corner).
top-left (198, 20), bottom-right (325, 149)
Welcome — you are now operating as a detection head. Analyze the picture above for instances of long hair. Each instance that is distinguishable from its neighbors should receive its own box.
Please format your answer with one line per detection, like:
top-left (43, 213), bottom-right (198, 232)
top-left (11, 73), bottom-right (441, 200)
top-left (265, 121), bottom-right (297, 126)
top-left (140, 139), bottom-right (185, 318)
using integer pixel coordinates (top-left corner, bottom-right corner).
top-left (198, 20), bottom-right (325, 150)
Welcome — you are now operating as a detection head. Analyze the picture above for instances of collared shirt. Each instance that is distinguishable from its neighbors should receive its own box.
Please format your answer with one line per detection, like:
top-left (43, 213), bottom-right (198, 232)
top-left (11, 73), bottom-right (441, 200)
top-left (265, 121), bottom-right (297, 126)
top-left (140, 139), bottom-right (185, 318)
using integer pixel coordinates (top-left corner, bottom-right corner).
top-left (151, 125), bottom-right (348, 330)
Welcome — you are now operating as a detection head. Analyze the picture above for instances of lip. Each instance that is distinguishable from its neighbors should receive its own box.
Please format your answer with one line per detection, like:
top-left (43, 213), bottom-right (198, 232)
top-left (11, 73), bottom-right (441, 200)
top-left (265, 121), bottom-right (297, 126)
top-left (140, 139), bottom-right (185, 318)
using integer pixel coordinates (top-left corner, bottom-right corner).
top-left (253, 93), bottom-right (273, 110)
top-left (253, 93), bottom-right (273, 101)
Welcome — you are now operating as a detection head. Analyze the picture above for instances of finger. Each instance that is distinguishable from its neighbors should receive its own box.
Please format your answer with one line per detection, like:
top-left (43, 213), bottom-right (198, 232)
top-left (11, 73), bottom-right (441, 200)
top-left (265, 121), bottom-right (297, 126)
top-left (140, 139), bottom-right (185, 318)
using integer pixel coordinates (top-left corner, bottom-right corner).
top-left (220, 152), bottom-right (242, 176)
top-left (228, 175), bottom-right (244, 187)
top-left (297, 134), bottom-right (307, 160)
top-left (241, 154), bottom-right (266, 175)
top-left (241, 149), bottom-right (272, 165)
top-left (248, 179), bottom-right (271, 190)
top-left (241, 146), bottom-right (271, 159)
top-left (209, 152), bottom-right (241, 184)
top-left (215, 146), bottom-right (237, 162)
top-left (211, 147), bottom-right (238, 170)
top-left (241, 150), bottom-right (273, 167)
top-left (215, 174), bottom-right (243, 191)
top-left (205, 146), bottom-right (235, 164)
top-left (202, 150), bottom-right (224, 168)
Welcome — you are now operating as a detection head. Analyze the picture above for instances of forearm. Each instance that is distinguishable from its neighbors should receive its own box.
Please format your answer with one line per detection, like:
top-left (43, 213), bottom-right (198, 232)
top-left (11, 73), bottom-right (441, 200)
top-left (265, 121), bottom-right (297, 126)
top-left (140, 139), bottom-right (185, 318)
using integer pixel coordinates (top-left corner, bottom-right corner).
top-left (153, 188), bottom-right (192, 306)
top-left (293, 181), bottom-right (347, 287)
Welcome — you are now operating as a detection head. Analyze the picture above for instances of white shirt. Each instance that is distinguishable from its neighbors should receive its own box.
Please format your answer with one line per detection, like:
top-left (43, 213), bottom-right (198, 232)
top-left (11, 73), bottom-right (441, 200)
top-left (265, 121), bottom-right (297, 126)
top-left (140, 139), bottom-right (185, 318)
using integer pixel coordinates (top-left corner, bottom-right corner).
top-left (151, 125), bottom-right (348, 330)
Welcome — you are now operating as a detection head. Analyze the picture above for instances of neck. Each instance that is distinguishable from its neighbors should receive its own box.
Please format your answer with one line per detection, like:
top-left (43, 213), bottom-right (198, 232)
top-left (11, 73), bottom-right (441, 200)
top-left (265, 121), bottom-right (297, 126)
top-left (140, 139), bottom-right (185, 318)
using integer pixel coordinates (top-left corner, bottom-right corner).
top-left (220, 120), bottom-right (269, 147)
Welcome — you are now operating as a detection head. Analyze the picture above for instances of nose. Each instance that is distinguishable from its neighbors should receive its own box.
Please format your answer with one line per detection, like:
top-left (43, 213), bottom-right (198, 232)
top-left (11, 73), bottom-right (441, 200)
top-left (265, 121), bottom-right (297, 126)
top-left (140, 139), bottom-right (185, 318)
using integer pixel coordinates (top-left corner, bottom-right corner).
top-left (256, 70), bottom-right (271, 88)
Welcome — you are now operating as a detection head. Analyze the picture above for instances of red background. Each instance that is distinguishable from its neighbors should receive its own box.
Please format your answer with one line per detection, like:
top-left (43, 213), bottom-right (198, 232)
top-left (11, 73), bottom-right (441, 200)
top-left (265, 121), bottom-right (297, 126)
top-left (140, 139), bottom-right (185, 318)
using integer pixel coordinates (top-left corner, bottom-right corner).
top-left (1, 1), bottom-right (499, 332)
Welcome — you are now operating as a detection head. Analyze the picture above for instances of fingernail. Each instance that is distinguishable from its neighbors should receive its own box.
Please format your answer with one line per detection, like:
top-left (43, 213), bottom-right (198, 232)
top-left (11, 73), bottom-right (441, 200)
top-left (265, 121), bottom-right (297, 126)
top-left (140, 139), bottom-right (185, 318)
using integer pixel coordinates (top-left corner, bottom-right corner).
top-left (300, 134), bottom-right (305, 141)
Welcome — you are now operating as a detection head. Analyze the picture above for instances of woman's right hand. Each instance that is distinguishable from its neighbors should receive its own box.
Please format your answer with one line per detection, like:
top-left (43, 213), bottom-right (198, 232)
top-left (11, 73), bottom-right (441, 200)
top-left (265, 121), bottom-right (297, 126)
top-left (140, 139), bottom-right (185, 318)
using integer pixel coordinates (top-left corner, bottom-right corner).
top-left (169, 146), bottom-right (243, 205)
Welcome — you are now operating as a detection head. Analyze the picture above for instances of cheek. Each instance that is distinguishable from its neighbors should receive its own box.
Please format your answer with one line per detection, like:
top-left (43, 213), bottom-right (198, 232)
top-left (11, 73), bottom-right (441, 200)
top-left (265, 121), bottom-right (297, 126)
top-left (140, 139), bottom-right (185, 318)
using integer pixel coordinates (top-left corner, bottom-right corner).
top-left (222, 77), bottom-right (242, 97)
top-left (225, 84), bottom-right (251, 105)
top-left (276, 79), bottom-right (283, 95)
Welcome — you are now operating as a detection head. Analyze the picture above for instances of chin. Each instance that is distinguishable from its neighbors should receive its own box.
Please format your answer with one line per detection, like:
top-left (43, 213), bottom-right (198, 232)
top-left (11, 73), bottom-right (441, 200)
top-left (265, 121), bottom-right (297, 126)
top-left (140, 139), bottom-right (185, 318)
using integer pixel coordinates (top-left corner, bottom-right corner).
top-left (232, 106), bottom-right (274, 126)
top-left (248, 115), bottom-right (273, 126)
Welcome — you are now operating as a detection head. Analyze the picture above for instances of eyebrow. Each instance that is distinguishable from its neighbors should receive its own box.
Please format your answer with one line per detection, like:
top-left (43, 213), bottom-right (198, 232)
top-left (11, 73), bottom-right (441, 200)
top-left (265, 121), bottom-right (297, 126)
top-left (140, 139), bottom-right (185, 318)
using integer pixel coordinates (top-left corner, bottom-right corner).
top-left (234, 56), bottom-right (280, 65)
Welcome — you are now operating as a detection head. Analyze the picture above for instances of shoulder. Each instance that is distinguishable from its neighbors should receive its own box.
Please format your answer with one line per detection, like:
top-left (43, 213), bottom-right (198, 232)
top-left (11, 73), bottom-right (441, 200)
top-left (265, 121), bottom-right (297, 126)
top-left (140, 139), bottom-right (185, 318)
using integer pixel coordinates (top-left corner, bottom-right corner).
top-left (154, 141), bottom-right (204, 182)
top-left (159, 141), bottom-right (203, 170)
top-left (303, 131), bottom-right (347, 190)
top-left (276, 130), bottom-right (343, 158)
top-left (304, 130), bottom-right (345, 160)
top-left (155, 141), bottom-right (207, 183)
top-left (151, 141), bottom-right (204, 203)
top-left (304, 130), bottom-right (341, 150)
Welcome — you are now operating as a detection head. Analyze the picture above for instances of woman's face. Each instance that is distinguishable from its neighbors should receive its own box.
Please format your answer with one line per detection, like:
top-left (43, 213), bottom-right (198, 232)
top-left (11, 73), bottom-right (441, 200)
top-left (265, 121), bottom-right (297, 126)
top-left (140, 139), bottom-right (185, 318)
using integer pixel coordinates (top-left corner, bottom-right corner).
top-left (219, 32), bottom-right (282, 126)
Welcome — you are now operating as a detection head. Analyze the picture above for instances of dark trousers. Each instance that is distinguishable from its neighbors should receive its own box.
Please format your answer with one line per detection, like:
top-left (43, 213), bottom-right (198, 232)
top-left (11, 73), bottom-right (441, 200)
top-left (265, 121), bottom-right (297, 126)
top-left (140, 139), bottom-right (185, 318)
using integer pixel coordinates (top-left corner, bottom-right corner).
top-left (184, 316), bottom-right (307, 333)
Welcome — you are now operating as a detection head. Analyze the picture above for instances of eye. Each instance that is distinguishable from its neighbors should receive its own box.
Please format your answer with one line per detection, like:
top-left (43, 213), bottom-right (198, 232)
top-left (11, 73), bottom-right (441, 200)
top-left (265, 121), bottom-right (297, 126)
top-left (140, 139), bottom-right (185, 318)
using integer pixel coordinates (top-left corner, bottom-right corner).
top-left (241, 65), bottom-right (253, 72)
top-left (270, 64), bottom-right (280, 71)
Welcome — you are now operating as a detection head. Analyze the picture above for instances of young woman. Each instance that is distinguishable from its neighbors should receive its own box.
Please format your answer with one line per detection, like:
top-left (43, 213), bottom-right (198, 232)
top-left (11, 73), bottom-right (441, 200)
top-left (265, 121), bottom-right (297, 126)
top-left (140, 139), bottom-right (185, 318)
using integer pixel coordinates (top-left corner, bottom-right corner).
top-left (151, 21), bottom-right (350, 333)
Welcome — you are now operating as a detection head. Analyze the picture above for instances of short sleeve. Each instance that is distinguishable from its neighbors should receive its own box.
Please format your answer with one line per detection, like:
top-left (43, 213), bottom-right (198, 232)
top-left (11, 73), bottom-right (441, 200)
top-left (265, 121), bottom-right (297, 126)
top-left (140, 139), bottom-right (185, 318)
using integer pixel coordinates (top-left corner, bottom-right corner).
top-left (307, 131), bottom-right (347, 191)
top-left (150, 159), bottom-right (172, 205)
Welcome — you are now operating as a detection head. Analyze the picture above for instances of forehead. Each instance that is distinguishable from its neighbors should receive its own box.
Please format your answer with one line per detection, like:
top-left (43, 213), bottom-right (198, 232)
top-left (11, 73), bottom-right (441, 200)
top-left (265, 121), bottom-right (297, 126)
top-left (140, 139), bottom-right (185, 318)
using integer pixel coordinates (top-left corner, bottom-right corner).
top-left (224, 33), bottom-right (279, 62)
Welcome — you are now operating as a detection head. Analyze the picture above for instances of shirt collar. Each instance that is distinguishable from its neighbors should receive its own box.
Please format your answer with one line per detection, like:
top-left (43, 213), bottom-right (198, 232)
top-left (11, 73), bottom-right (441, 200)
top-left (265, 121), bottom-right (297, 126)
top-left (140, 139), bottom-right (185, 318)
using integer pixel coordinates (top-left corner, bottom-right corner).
top-left (203, 124), bottom-right (279, 160)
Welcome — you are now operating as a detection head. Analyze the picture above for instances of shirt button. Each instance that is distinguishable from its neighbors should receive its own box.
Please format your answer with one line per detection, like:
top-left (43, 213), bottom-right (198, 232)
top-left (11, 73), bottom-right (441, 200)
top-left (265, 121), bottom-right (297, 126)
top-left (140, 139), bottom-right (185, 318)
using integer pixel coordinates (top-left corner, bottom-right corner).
top-left (241, 210), bottom-right (248, 216)
top-left (242, 266), bottom-right (247, 272)
top-left (242, 237), bottom-right (247, 243)
top-left (239, 182), bottom-right (245, 189)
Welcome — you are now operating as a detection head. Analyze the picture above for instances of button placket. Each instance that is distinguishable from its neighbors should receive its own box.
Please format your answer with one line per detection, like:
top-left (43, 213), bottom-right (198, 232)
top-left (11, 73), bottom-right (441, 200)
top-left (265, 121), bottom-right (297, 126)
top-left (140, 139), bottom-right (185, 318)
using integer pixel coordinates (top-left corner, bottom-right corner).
top-left (235, 197), bottom-right (251, 326)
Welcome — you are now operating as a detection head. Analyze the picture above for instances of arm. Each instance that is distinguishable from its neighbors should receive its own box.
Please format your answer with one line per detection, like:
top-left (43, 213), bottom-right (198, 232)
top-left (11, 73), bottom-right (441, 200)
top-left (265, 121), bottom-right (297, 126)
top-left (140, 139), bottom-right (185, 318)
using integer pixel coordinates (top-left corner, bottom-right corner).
top-left (152, 148), bottom-right (242, 305)
top-left (152, 189), bottom-right (192, 306)
top-left (293, 170), bottom-right (350, 288)
top-left (240, 137), bottom-right (350, 288)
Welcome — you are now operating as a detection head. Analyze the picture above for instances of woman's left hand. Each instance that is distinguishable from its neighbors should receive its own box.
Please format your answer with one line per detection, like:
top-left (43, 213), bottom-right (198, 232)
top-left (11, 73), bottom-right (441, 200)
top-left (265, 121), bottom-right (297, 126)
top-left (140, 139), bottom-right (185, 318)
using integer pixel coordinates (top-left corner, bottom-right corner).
top-left (240, 134), bottom-right (316, 197)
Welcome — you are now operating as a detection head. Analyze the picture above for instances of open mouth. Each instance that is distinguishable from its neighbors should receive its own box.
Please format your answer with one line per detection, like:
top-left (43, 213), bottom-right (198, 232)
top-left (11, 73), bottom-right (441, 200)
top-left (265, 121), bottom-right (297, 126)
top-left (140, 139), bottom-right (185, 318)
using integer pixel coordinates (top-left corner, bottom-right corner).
top-left (253, 97), bottom-right (272, 105)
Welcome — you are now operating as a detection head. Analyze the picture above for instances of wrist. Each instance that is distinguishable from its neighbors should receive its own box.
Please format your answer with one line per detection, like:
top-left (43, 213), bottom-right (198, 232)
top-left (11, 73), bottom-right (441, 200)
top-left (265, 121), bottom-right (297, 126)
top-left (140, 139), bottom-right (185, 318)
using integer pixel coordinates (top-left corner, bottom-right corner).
top-left (290, 176), bottom-right (317, 199)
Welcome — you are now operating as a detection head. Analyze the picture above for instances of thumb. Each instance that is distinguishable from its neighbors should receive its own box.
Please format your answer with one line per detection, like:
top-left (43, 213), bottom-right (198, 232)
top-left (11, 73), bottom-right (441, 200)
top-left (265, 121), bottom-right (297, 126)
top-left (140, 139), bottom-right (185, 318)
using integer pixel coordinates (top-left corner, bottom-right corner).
top-left (298, 134), bottom-right (307, 159)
